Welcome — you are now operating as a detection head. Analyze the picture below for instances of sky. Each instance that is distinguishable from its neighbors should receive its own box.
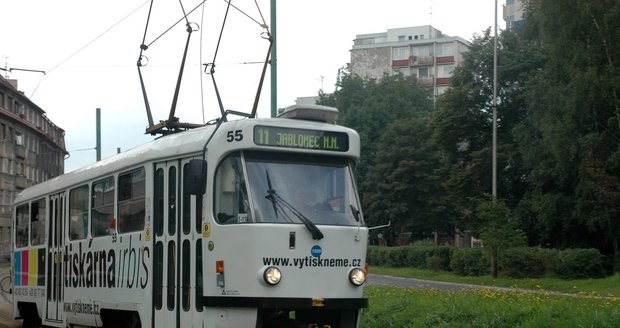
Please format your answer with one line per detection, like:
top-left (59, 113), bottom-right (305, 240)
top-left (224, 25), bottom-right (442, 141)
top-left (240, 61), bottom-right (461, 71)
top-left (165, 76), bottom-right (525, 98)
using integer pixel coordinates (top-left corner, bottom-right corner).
top-left (0, 0), bottom-right (500, 172)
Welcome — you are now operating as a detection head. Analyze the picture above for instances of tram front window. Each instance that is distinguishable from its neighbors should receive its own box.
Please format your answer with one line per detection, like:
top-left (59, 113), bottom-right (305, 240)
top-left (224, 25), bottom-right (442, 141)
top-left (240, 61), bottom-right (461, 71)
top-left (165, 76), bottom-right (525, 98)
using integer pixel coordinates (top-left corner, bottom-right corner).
top-left (214, 152), bottom-right (362, 226)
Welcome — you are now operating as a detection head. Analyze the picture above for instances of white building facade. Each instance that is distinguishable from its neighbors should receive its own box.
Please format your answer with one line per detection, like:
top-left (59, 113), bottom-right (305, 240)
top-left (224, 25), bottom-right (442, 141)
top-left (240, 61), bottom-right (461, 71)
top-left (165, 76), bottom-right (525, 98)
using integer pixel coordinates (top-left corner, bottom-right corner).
top-left (503, 0), bottom-right (525, 30)
top-left (350, 25), bottom-right (469, 99)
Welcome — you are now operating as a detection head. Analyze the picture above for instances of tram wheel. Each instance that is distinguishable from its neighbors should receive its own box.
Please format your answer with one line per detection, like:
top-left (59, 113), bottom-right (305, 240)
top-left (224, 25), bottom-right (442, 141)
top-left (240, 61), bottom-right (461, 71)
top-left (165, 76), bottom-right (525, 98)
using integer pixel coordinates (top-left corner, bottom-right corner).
top-left (101, 309), bottom-right (141, 328)
top-left (17, 302), bottom-right (41, 328)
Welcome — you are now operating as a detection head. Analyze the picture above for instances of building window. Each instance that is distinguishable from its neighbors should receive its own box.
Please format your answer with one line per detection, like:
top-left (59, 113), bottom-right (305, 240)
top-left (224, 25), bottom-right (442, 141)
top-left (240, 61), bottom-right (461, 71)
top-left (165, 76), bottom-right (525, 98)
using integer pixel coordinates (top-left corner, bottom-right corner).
top-left (392, 67), bottom-right (410, 77)
top-left (418, 67), bottom-right (430, 78)
top-left (15, 161), bottom-right (24, 176)
top-left (436, 43), bottom-right (455, 56)
top-left (439, 64), bottom-right (455, 77)
top-left (412, 45), bottom-right (431, 57)
top-left (392, 47), bottom-right (409, 60)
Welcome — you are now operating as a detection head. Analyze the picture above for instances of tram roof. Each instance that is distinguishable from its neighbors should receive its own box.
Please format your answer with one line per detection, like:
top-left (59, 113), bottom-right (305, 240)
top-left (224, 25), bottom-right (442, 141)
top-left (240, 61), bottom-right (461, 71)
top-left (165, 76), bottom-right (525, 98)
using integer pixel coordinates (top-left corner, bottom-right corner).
top-left (15, 117), bottom-right (359, 204)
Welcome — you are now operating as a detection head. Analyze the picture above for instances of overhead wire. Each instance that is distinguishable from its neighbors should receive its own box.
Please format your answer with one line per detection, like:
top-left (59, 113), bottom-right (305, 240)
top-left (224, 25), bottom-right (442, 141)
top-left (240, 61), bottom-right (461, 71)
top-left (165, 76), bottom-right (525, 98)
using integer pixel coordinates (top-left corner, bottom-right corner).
top-left (144, 1), bottom-right (206, 49)
top-left (222, 0), bottom-right (268, 29)
top-left (30, 0), bottom-right (151, 98)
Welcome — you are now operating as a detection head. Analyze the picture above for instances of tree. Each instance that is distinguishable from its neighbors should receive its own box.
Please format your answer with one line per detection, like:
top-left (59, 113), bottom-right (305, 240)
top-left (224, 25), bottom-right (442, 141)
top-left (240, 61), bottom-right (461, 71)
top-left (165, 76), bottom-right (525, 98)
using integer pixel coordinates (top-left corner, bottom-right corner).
top-left (476, 197), bottom-right (526, 278)
top-left (320, 70), bottom-right (433, 191)
top-left (431, 28), bottom-right (538, 233)
top-left (363, 118), bottom-right (449, 243)
top-left (518, 0), bottom-right (620, 269)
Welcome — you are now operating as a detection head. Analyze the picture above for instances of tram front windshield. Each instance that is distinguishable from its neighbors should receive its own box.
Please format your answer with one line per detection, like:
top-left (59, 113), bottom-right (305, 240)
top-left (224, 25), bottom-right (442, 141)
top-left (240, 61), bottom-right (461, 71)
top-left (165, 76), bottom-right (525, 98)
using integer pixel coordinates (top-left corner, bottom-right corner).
top-left (214, 152), bottom-right (362, 227)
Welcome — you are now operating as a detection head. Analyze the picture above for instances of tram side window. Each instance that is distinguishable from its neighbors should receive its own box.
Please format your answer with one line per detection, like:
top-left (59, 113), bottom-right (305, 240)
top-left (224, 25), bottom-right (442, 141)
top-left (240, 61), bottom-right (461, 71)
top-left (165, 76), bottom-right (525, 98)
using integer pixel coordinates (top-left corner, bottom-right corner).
top-left (69, 185), bottom-right (89, 240)
top-left (154, 168), bottom-right (164, 236)
top-left (92, 177), bottom-right (115, 237)
top-left (15, 205), bottom-right (29, 248)
top-left (214, 153), bottom-right (252, 224)
top-left (118, 168), bottom-right (146, 233)
top-left (30, 198), bottom-right (46, 246)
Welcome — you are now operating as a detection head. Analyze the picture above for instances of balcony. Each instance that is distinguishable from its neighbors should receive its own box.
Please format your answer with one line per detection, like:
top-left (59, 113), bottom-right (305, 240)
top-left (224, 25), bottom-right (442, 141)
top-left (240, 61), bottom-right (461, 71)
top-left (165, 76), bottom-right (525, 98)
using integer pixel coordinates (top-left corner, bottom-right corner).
top-left (436, 56), bottom-right (455, 64)
top-left (410, 56), bottom-right (434, 66)
top-left (436, 77), bottom-right (451, 85)
top-left (391, 59), bottom-right (409, 67)
top-left (15, 175), bottom-right (27, 189)
top-left (418, 77), bottom-right (434, 86)
top-left (15, 145), bottom-right (26, 158)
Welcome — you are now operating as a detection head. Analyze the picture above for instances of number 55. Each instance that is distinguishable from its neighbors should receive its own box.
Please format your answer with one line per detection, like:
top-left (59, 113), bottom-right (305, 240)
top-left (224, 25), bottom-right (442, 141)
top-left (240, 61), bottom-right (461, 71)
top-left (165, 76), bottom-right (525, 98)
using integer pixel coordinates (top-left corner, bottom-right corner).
top-left (226, 130), bottom-right (243, 142)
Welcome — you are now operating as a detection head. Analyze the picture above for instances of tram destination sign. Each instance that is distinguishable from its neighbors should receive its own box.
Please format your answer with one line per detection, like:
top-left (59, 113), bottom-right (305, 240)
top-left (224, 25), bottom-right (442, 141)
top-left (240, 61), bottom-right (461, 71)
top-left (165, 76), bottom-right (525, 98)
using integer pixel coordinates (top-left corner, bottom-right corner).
top-left (254, 126), bottom-right (349, 152)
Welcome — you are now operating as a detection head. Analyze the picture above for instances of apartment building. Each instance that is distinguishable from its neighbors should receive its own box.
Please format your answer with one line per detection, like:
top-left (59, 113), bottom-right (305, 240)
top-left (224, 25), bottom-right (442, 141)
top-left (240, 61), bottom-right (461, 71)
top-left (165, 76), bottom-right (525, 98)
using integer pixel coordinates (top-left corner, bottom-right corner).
top-left (350, 25), bottom-right (469, 99)
top-left (0, 76), bottom-right (66, 258)
top-left (504, 0), bottom-right (525, 30)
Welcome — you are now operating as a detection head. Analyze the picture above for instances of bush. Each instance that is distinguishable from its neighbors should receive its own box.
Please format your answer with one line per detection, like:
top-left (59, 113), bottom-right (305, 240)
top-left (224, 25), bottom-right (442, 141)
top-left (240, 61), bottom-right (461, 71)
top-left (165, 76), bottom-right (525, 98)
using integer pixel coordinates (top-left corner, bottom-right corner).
top-left (367, 245), bottom-right (453, 269)
top-left (450, 248), bottom-right (489, 276)
top-left (553, 248), bottom-right (605, 279)
top-left (426, 256), bottom-right (444, 271)
top-left (498, 247), bottom-right (557, 278)
top-left (369, 245), bottom-right (606, 280)
top-left (367, 246), bottom-right (389, 266)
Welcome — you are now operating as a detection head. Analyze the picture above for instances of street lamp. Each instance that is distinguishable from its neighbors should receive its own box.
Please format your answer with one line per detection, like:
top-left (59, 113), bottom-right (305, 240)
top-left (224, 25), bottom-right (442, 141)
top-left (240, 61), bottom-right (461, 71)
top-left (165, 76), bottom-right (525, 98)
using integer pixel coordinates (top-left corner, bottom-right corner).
top-left (492, 0), bottom-right (498, 199)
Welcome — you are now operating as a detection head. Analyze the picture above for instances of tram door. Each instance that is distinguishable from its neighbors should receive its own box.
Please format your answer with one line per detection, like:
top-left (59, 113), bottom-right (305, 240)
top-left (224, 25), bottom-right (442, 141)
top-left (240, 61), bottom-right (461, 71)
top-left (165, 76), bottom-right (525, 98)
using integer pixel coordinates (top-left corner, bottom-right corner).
top-left (153, 159), bottom-right (204, 327)
top-left (46, 193), bottom-right (65, 322)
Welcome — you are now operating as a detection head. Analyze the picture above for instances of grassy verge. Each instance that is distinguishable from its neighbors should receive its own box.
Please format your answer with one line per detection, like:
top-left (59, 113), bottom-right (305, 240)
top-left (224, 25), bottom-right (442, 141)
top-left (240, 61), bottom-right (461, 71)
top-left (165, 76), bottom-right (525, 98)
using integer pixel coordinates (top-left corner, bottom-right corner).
top-left (369, 266), bottom-right (620, 297)
top-left (361, 285), bottom-right (620, 328)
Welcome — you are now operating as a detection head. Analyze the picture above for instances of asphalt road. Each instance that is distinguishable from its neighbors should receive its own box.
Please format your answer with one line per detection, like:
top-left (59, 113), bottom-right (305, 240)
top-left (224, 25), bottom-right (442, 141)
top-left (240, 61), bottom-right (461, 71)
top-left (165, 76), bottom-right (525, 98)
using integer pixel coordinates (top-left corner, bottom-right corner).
top-left (0, 268), bottom-right (20, 328)
top-left (368, 273), bottom-right (481, 292)
top-left (0, 270), bottom-right (483, 328)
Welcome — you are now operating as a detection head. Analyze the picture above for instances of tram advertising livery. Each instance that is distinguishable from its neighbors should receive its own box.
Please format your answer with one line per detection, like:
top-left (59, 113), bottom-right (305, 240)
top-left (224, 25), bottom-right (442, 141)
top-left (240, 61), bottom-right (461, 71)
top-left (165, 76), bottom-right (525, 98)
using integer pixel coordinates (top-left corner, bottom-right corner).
top-left (11, 105), bottom-right (369, 328)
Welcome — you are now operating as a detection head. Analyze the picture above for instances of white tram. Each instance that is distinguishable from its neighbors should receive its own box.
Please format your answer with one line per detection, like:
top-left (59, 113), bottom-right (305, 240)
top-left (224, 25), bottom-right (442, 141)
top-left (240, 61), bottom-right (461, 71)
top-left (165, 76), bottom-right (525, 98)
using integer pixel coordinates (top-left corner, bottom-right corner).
top-left (11, 105), bottom-right (368, 328)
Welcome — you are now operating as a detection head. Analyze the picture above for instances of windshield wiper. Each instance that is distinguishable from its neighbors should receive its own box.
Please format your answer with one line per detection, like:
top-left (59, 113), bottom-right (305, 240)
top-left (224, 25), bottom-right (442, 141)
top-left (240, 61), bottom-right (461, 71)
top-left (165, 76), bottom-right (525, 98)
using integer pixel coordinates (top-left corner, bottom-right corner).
top-left (264, 170), bottom-right (324, 240)
top-left (265, 170), bottom-right (279, 220)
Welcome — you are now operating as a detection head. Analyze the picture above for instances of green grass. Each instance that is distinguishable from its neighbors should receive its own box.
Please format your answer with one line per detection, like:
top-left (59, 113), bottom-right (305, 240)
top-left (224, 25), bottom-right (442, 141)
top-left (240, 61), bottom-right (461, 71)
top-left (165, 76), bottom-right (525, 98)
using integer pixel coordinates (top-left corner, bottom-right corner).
top-left (369, 266), bottom-right (620, 297)
top-left (361, 285), bottom-right (620, 328)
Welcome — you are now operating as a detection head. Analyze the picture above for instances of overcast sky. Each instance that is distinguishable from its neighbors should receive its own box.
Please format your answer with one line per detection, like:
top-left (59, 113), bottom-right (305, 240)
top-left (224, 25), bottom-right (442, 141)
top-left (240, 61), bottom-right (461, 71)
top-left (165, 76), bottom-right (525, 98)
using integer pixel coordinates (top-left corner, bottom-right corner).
top-left (1, 0), bottom-right (499, 172)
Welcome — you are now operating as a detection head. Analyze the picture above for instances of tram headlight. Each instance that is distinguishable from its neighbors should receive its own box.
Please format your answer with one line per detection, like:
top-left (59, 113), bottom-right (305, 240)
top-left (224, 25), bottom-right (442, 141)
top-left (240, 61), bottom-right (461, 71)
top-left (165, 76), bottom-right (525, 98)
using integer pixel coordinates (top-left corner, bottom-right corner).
top-left (263, 266), bottom-right (282, 286)
top-left (348, 267), bottom-right (366, 286)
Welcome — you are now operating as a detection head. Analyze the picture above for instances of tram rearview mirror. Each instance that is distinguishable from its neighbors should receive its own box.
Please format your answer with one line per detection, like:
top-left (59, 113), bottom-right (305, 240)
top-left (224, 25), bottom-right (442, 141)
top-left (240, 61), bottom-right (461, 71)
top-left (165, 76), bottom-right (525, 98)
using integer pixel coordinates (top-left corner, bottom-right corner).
top-left (186, 159), bottom-right (207, 195)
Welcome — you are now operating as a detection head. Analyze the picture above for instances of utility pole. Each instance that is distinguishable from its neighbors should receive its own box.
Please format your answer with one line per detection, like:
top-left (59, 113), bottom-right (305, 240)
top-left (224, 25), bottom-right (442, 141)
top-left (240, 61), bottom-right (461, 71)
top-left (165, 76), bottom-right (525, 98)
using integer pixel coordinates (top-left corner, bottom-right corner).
top-left (96, 108), bottom-right (101, 161)
top-left (492, 0), bottom-right (498, 199)
top-left (270, 0), bottom-right (277, 117)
